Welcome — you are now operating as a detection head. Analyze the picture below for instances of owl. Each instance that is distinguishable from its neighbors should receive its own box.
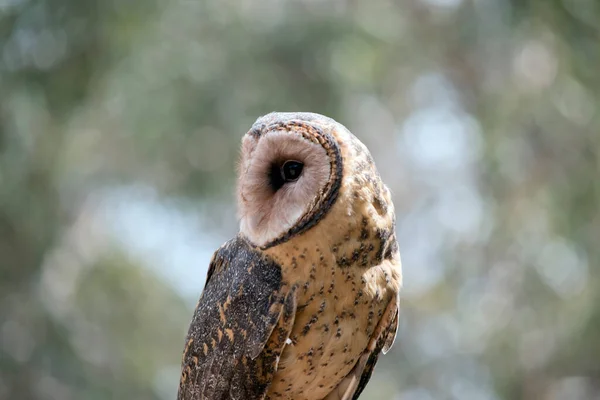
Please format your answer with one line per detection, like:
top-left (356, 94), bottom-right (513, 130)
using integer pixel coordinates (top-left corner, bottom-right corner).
top-left (178, 112), bottom-right (402, 400)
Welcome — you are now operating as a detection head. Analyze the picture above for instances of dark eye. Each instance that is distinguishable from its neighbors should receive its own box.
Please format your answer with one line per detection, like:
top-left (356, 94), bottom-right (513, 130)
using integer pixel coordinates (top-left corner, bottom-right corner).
top-left (280, 160), bottom-right (304, 182)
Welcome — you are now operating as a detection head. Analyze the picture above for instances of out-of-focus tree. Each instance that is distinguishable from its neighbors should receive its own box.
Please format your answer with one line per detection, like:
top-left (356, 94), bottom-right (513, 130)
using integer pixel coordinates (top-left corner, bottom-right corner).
top-left (0, 0), bottom-right (598, 399)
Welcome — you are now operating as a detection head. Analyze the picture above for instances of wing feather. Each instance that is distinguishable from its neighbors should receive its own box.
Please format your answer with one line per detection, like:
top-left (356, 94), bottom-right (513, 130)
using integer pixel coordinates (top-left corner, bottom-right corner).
top-left (324, 290), bottom-right (399, 400)
top-left (178, 236), bottom-right (296, 400)
top-left (352, 293), bottom-right (399, 400)
top-left (382, 291), bottom-right (400, 354)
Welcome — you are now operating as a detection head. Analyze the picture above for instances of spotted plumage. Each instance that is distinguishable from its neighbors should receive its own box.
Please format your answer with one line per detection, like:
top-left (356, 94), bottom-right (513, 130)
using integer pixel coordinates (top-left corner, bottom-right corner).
top-left (178, 112), bottom-right (402, 400)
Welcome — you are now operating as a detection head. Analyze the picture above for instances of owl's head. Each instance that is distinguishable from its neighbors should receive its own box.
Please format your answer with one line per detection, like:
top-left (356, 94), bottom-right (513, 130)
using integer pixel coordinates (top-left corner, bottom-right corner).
top-left (237, 112), bottom-right (393, 250)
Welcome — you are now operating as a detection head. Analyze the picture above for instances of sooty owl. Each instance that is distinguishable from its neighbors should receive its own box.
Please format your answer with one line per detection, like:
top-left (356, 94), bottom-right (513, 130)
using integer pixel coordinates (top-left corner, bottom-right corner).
top-left (178, 112), bottom-right (402, 400)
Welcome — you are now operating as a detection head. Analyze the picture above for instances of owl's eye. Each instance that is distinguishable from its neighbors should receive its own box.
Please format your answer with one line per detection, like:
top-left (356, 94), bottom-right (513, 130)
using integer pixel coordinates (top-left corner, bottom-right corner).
top-left (268, 160), bottom-right (304, 192)
top-left (280, 161), bottom-right (304, 182)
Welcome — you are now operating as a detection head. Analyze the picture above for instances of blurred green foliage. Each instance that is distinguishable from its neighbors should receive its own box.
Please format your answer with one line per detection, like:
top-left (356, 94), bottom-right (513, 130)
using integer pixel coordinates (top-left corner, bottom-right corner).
top-left (1, 0), bottom-right (599, 399)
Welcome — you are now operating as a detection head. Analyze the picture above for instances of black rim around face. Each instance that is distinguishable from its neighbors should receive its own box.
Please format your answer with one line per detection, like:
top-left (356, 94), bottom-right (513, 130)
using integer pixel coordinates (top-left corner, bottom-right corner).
top-left (247, 119), bottom-right (344, 250)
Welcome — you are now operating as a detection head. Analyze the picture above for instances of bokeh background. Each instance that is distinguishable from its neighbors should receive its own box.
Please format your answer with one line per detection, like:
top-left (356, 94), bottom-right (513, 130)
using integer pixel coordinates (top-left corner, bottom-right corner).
top-left (1, 0), bottom-right (599, 399)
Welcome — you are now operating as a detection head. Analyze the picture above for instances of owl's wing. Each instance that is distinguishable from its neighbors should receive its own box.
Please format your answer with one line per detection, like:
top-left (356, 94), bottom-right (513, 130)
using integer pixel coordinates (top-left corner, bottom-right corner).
top-left (177, 237), bottom-right (297, 400)
top-left (325, 284), bottom-right (400, 400)
top-left (351, 290), bottom-right (399, 400)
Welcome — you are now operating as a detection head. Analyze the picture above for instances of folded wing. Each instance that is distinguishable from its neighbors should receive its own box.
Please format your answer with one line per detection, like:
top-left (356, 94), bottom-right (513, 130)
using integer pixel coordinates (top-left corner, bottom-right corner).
top-left (177, 237), bottom-right (297, 400)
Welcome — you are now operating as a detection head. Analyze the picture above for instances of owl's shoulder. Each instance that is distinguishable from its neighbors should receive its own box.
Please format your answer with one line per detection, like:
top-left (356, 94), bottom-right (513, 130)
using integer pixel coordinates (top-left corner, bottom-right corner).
top-left (203, 235), bottom-right (283, 293)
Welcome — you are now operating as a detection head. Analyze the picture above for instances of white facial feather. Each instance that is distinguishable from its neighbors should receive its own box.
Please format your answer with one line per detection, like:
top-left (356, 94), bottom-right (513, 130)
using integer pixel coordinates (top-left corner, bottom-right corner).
top-left (237, 130), bottom-right (331, 247)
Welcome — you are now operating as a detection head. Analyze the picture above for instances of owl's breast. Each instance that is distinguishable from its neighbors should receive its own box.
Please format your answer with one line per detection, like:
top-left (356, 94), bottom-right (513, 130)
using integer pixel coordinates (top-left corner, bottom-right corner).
top-left (265, 235), bottom-right (398, 400)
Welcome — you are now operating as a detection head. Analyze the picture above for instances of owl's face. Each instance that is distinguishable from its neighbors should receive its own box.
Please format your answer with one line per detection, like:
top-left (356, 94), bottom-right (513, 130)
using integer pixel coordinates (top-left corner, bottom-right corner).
top-left (237, 112), bottom-right (392, 252)
top-left (237, 116), bottom-right (341, 248)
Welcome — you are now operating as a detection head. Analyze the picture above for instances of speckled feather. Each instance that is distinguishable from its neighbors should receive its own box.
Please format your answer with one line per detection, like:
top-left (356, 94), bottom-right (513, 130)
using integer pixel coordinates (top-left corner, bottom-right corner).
top-left (178, 238), bottom-right (297, 399)
top-left (178, 112), bottom-right (402, 400)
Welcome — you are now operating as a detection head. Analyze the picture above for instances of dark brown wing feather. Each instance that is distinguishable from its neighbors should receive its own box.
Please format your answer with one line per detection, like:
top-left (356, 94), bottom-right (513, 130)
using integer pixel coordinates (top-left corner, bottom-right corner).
top-left (178, 236), bottom-right (297, 400)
